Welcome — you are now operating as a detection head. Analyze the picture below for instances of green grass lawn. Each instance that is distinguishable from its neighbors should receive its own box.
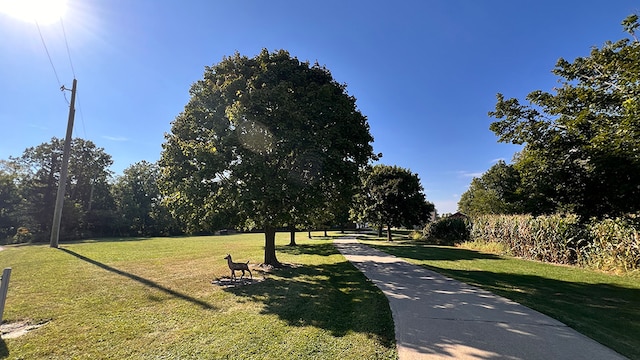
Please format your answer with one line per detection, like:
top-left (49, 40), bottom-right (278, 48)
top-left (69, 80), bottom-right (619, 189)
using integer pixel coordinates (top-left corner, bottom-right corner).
top-left (362, 239), bottom-right (640, 360)
top-left (0, 233), bottom-right (396, 359)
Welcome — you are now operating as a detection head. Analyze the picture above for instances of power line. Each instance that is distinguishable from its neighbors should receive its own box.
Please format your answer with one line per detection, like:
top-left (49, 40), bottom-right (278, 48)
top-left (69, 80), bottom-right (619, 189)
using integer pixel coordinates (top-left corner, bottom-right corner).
top-left (35, 20), bottom-right (63, 91)
top-left (60, 18), bottom-right (76, 79)
top-left (59, 18), bottom-right (85, 138)
top-left (76, 90), bottom-right (87, 139)
top-left (34, 17), bottom-right (87, 140)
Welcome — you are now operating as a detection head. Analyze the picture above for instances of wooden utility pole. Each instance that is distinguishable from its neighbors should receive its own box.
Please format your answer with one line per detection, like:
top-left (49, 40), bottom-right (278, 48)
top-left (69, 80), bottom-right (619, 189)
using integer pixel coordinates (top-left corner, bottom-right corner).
top-left (50, 78), bottom-right (77, 248)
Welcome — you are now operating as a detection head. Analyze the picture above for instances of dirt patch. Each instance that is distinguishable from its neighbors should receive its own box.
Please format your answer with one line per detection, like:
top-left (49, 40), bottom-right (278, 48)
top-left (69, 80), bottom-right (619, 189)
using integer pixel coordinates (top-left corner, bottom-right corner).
top-left (1, 320), bottom-right (48, 339)
top-left (211, 277), bottom-right (265, 287)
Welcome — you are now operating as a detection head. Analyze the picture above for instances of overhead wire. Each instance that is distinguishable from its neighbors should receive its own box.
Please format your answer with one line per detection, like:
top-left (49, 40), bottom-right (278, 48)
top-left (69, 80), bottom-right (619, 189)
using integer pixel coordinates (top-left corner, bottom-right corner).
top-left (35, 16), bottom-right (87, 139)
top-left (60, 17), bottom-right (86, 139)
top-left (60, 18), bottom-right (75, 79)
top-left (35, 20), bottom-right (65, 100)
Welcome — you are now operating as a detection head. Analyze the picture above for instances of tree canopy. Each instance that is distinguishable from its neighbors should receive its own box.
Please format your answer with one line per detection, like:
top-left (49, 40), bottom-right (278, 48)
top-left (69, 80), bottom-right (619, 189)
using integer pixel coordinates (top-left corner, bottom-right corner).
top-left (6, 137), bottom-right (114, 241)
top-left (160, 49), bottom-right (376, 265)
top-left (112, 161), bottom-right (180, 237)
top-left (482, 15), bottom-right (640, 218)
top-left (353, 164), bottom-right (434, 241)
top-left (458, 160), bottom-right (522, 216)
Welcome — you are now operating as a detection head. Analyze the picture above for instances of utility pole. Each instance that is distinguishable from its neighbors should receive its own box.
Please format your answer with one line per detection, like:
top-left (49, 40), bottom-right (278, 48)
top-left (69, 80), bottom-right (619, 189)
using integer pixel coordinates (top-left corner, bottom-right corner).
top-left (50, 78), bottom-right (77, 248)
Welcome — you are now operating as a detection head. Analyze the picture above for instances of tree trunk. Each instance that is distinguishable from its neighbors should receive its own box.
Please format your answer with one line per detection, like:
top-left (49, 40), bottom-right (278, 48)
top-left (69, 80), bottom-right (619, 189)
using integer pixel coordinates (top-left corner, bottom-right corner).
top-left (308, 230), bottom-right (312, 239)
top-left (288, 227), bottom-right (297, 246)
top-left (378, 224), bottom-right (383, 237)
top-left (264, 225), bottom-right (281, 267)
top-left (387, 224), bottom-right (392, 242)
top-left (324, 228), bottom-right (328, 237)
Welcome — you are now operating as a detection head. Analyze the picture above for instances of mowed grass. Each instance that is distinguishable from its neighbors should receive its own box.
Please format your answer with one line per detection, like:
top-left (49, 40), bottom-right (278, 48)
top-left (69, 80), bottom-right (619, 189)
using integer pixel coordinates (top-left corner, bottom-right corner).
top-left (0, 233), bottom-right (396, 359)
top-left (362, 239), bottom-right (640, 360)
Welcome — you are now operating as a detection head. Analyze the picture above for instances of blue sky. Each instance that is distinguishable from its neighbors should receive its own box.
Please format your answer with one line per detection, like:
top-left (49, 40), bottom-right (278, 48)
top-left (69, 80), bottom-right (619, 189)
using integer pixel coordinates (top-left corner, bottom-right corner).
top-left (0, 1), bottom-right (637, 214)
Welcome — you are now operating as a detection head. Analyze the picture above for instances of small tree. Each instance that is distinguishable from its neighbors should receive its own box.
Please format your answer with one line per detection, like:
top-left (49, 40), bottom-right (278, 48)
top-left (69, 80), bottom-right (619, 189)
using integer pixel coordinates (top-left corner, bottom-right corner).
top-left (353, 165), bottom-right (434, 241)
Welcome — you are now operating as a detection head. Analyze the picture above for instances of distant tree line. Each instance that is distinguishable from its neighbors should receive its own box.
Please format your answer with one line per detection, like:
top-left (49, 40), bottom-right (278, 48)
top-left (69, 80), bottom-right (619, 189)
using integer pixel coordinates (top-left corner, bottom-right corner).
top-left (0, 138), bottom-right (182, 243)
top-left (0, 136), bottom-right (432, 249)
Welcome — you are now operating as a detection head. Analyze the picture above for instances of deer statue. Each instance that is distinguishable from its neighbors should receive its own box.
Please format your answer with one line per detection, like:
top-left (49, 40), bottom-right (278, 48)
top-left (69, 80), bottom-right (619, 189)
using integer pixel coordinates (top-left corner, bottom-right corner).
top-left (224, 254), bottom-right (252, 281)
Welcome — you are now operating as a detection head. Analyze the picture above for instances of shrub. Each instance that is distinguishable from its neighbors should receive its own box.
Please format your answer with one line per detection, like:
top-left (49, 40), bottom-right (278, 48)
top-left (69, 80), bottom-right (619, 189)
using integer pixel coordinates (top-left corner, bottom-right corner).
top-left (408, 230), bottom-right (423, 240)
top-left (423, 217), bottom-right (471, 245)
top-left (12, 227), bottom-right (34, 244)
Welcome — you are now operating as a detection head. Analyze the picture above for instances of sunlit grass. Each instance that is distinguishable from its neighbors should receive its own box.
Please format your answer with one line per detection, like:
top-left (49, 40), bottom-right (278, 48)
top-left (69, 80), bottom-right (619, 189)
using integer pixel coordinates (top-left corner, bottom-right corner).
top-left (0, 233), bottom-right (396, 359)
top-left (363, 239), bottom-right (640, 359)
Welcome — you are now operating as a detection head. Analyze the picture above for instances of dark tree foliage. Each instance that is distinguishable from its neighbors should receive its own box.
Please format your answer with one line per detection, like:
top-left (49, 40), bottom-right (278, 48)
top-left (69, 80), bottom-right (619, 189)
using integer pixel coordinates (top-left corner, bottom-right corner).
top-left (112, 161), bottom-right (180, 237)
top-left (160, 49), bottom-right (376, 265)
top-left (0, 161), bottom-right (22, 241)
top-left (487, 15), bottom-right (640, 218)
top-left (458, 160), bottom-right (523, 216)
top-left (8, 137), bottom-right (115, 241)
top-left (353, 164), bottom-right (434, 241)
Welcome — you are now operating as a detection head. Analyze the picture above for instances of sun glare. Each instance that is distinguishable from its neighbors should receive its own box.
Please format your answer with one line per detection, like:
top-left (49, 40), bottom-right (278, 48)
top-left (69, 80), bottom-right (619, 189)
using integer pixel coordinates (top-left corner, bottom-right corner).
top-left (0, 0), bottom-right (67, 24)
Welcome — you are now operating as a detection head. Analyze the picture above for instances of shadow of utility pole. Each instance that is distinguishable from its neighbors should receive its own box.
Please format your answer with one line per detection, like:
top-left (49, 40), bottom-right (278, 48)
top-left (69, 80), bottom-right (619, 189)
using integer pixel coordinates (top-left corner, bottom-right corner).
top-left (58, 248), bottom-right (215, 310)
top-left (0, 338), bottom-right (7, 358)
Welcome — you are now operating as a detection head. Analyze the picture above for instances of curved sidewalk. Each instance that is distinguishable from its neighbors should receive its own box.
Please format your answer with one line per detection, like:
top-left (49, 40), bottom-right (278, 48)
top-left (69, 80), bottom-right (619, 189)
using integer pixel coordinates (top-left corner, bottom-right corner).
top-left (334, 238), bottom-right (627, 360)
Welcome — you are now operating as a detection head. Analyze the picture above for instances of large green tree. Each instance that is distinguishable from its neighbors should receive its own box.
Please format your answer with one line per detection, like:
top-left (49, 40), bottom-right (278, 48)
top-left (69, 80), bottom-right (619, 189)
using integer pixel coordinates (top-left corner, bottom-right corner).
top-left (353, 164), bottom-right (434, 241)
top-left (488, 15), bottom-right (640, 218)
top-left (160, 49), bottom-right (376, 265)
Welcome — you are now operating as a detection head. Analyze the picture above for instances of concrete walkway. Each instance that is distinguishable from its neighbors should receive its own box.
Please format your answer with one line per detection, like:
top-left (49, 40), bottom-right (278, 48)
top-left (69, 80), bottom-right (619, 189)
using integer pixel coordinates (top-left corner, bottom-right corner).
top-left (334, 238), bottom-right (627, 360)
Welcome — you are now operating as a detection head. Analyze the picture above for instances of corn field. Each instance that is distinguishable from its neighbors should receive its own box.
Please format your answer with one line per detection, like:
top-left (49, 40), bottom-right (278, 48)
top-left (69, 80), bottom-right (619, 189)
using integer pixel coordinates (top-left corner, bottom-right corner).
top-left (582, 218), bottom-right (640, 272)
top-left (469, 214), bottom-right (640, 272)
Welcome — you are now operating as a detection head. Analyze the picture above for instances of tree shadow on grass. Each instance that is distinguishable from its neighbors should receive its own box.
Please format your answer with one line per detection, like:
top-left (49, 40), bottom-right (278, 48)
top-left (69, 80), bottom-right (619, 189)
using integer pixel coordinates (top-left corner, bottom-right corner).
top-left (224, 258), bottom-right (396, 348)
top-left (58, 248), bottom-right (216, 310)
top-left (62, 237), bottom-right (152, 244)
top-left (368, 241), bottom-right (504, 262)
top-left (276, 242), bottom-right (338, 257)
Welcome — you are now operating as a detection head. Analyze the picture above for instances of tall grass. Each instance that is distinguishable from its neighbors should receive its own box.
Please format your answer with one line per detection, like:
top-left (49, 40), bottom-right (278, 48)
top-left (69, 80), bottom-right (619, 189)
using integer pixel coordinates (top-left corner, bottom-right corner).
top-left (582, 217), bottom-right (640, 272)
top-left (469, 214), bottom-right (640, 273)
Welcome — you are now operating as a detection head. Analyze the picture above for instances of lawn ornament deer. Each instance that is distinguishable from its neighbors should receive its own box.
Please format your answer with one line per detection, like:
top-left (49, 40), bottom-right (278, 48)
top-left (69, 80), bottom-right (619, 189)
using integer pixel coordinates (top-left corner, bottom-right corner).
top-left (224, 254), bottom-right (252, 281)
